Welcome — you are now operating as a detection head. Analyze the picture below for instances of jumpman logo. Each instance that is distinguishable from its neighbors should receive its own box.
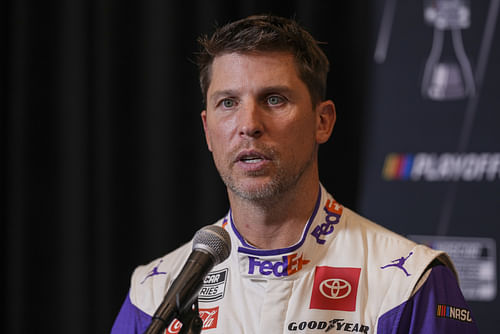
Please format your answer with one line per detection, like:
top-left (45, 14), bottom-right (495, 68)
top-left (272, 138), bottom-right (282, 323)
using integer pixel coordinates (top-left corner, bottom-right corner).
top-left (380, 252), bottom-right (413, 277)
top-left (140, 259), bottom-right (167, 284)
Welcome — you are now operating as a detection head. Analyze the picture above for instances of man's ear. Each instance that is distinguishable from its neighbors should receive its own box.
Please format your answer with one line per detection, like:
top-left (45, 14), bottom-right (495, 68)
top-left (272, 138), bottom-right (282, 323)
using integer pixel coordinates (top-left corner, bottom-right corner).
top-left (316, 100), bottom-right (336, 144)
top-left (201, 110), bottom-right (213, 152)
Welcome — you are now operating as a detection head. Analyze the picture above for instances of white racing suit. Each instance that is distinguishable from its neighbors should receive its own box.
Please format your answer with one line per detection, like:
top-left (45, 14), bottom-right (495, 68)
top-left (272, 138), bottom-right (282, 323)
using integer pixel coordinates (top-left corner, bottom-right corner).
top-left (112, 185), bottom-right (478, 333)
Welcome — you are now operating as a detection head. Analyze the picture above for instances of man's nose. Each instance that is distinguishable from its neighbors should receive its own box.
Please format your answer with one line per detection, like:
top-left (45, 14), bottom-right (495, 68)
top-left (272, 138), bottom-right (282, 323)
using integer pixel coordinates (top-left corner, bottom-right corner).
top-left (238, 101), bottom-right (263, 138)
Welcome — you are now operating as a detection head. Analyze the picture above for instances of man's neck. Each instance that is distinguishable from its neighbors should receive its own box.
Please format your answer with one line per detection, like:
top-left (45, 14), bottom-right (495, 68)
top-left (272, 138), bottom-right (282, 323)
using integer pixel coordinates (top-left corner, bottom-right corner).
top-left (229, 180), bottom-right (320, 250)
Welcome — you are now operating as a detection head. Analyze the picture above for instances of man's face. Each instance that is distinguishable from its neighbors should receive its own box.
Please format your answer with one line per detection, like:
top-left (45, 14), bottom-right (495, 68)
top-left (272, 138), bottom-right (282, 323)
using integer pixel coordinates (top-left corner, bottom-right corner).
top-left (201, 52), bottom-right (334, 201)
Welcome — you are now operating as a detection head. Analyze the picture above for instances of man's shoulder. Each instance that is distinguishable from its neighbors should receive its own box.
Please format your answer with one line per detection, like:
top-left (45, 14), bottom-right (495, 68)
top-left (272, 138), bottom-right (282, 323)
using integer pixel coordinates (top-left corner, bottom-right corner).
top-left (128, 220), bottom-right (227, 315)
top-left (340, 207), bottom-right (456, 276)
top-left (127, 241), bottom-right (192, 316)
top-left (336, 207), bottom-right (458, 315)
top-left (341, 207), bottom-right (416, 245)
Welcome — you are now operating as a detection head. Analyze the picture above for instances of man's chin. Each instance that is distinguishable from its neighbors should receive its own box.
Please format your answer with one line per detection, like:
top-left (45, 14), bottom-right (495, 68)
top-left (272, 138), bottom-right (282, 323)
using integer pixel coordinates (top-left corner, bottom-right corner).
top-left (229, 180), bottom-right (280, 201)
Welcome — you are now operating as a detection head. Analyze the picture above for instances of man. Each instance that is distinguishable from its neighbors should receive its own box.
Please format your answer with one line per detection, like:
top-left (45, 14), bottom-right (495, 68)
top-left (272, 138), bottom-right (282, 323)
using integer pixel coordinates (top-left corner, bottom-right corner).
top-left (112, 15), bottom-right (478, 333)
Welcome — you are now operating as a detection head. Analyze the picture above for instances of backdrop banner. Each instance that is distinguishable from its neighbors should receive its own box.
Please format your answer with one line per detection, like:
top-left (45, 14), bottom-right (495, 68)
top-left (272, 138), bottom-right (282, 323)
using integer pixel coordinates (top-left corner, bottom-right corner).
top-left (359, 0), bottom-right (500, 331)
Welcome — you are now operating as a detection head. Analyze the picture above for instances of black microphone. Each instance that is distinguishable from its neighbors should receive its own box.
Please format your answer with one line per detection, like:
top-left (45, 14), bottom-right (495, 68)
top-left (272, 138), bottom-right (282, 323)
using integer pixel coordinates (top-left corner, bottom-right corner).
top-left (144, 225), bottom-right (231, 334)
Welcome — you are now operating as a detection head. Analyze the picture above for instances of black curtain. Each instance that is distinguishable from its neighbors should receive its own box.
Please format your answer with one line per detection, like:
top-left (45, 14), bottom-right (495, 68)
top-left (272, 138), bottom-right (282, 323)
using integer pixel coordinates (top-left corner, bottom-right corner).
top-left (3, 1), bottom-right (370, 332)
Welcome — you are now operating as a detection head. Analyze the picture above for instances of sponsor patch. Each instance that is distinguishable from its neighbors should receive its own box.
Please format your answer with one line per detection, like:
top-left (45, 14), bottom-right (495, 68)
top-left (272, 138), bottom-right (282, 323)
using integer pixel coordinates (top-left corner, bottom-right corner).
top-left (310, 267), bottom-right (361, 311)
top-left (380, 252), bottom-right (413, 276)
top-left (436, 304), bottom-right (473, 323)
top-left (325, 318), bottom-right (370, 333)
top-left (309, 266), bottom-right (361, 311)
top-left (199, 268), bottom-right (228, 302)
top-left (311, 199), bottom-right (343, 244)
top-left (166, 306), bottom-right (219, 333)
top-left (287, 319), bottom-right (369, 333)
top-left (140, 259), bottom-right (167, 284)
top-left (247, 252), bottom-right (310, 277)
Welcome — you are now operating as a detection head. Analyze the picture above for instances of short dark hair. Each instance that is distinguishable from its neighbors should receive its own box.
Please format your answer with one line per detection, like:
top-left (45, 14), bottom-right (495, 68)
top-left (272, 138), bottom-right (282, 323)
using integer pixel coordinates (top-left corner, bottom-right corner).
top-left (196, 14), bottom-right (330, 106)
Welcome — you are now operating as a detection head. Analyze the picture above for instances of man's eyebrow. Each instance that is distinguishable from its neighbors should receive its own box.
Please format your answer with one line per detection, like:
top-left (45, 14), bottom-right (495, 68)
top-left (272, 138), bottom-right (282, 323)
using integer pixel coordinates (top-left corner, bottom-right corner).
top-left (258, 85), bottom-right (293, 95)
top-left (208, 90), bottom-right (239, 105)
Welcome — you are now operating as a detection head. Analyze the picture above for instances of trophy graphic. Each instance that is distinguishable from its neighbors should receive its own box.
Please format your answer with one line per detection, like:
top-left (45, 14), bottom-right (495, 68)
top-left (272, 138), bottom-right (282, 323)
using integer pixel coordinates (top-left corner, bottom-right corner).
top-left (421, 0), bottom-right (475, 100)
top-left (374, 0), bottom-right (478, 101)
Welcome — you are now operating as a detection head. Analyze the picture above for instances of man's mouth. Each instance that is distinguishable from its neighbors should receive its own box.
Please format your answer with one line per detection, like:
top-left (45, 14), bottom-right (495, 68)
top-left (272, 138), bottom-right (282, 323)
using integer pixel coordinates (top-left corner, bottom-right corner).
top-left (236, 150), bottom-right (270, 164)
top-left (240, 156), bottom-right (263, 164)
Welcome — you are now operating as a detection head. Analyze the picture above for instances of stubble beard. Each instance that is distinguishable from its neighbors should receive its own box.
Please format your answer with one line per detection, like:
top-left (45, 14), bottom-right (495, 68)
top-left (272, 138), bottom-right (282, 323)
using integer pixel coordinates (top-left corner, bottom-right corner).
top-left (215, 146), bottom-right (317, 206)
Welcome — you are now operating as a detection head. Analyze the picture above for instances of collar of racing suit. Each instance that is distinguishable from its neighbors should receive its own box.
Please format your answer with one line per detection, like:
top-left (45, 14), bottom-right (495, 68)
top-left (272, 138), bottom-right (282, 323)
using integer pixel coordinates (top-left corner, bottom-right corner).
top-left (223, 185), bottom-right (345, 280)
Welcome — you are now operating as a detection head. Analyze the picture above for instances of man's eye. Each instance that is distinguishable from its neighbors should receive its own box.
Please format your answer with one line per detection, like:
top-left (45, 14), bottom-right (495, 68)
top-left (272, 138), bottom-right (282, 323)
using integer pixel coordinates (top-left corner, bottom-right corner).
top-left (267, 95), bottom-right (284, 106)
top-left (222, 99), bottom-right (235, 108)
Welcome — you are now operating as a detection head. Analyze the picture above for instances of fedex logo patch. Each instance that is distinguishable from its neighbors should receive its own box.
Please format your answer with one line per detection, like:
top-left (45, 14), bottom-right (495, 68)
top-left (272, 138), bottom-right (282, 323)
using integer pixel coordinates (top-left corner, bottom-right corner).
top-left (166, 306), bottom-right (219, 333)
top-left (311, 199), bottom-right (343, 244)
top-left (310, 267), bottom-right (361, 311)
top-left (248, 253), bottom-right (310, 277)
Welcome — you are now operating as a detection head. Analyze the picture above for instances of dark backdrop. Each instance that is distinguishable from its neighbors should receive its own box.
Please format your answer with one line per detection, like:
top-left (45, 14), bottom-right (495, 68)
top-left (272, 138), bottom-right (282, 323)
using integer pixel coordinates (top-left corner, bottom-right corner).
top-left (3, 1), bottom-right (369, 332)
top-left (360, 1), bottom-right (500, 332)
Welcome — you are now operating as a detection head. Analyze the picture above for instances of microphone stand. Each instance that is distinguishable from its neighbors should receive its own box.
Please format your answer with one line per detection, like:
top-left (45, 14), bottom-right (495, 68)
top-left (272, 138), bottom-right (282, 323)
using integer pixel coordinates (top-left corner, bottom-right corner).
top-left (178, 299), bottom-right (203, 334)
top-left (144, 225), bottom-right (231, 334)
top-left (144, 299), bottom-right (203, 334)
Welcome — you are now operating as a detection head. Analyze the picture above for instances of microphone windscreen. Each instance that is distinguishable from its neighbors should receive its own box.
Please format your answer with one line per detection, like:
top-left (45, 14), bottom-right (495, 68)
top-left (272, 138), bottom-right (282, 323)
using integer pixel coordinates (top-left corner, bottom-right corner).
top-left (192, 225), bottom-right (231, 265)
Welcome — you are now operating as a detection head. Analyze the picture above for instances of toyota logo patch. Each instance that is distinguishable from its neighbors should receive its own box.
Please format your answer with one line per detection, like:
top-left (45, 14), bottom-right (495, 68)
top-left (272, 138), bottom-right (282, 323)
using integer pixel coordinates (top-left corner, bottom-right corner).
top-left (310, 266), bottom-right (361, 311)
top-left (319, 278), bottom-right (352, 299)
